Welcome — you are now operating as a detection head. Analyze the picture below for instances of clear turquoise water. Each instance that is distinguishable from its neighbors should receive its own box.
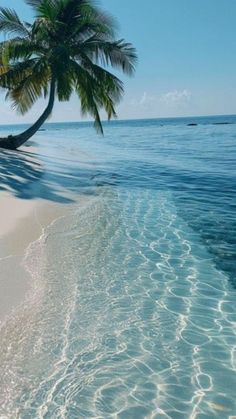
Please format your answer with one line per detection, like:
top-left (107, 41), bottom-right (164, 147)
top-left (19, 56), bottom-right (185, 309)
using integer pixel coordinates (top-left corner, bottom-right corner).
top-left (0, 116), bottom-right (236, 418)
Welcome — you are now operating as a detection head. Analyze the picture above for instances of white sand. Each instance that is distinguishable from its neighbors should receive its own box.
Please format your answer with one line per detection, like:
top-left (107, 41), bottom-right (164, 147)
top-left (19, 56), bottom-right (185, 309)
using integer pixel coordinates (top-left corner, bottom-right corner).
top-left (0, 192), bottom-right (38, 236)
top-left (0, 191), bottom-right (67, 323)
top-left (0, 146), bottom-right (70, 324)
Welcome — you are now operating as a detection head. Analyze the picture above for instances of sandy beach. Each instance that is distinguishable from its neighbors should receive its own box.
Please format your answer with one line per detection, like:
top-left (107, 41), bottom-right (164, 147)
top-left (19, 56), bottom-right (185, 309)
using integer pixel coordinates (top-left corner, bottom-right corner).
top-left (0, 146), bottom-right (69, 324)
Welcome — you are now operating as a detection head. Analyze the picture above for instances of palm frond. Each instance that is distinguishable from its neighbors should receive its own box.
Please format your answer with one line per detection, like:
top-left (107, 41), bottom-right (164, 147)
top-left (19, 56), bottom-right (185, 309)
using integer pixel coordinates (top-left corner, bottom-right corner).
top-left (8, 77), bottom-right (41, 114)
top-left (71, 60), bottom-right (103, 132)
top-left (0, 64), bottom-right (8, 76)
top-left (56, 74), bottom-right (73, 101)
top-left (79, 54), bottom-right (124, 102)
top-left (37, 0), bottom-right (60, 20)
top-left (24, 0), bottom-right (44, 9)
top-left (0, 7), bottom-right (30, 37)
top-left (71, 59), bottom-right (125, 131)
top-left (64, 0), bottom-right (117, 38)
top-left (79, 1), bottom-right (117, 37)
top-left (7, 61), bottom-right (50, 113)
top-left (2, 38), bottom-right (46, 64)
top-left (87, 65), bottom-right (122, 119)
top-left (0, 59), bottom-right (37, 89)
top-left (80, 37), bottom-right (137, 75)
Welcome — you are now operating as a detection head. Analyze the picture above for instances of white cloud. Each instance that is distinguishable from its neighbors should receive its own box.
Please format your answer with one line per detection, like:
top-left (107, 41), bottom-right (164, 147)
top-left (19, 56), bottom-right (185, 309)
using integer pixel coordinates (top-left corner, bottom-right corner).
top-left (160, 89), bottom-right (191, 105)
top-left (123, 88), bottom-right (193, 119)
top-left (139, 91), bottom-right (147, 105)
top-left (139, 91), bottom-right (158, 106)
top-left (130, 91), bottom-right (156, 107)
top-left (130, 89), bottom-right (192, 110)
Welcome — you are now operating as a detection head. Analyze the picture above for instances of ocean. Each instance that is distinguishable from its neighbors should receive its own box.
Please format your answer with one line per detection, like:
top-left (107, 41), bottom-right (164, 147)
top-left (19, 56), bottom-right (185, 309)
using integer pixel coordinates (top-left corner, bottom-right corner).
top-left (0, 115), bottom-right (236, 418)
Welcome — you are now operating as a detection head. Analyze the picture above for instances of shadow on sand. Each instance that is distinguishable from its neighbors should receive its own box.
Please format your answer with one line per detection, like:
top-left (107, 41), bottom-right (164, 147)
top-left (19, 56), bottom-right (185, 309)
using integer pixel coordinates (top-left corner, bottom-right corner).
top-left (0, 149), bottom-right (101, 204)
top-left (1, 148), bottom-right (236, 290)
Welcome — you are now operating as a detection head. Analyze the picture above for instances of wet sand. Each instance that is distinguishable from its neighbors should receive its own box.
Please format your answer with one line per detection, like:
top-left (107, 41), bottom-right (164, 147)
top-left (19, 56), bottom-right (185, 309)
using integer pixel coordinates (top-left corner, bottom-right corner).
top-left (0, 191), bottom-right (67, 323)
top-left (0, 146), bottom-right (69, 325)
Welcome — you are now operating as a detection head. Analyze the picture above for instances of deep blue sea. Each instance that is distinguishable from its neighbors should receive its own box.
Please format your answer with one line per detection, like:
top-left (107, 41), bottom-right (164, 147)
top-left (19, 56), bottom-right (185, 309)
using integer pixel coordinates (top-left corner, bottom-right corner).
top-left (0, 115), bottom-right (236, 418)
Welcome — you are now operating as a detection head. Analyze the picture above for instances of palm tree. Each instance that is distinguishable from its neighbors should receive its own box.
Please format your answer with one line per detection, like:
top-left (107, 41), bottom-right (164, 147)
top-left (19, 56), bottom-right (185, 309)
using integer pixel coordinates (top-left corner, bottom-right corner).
top-left (0, 0), bottom-right (137, 150)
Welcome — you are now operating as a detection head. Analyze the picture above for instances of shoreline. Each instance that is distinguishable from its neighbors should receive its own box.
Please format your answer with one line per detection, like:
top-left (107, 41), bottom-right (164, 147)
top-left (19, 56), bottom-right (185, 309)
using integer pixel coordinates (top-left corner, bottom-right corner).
top-left (0, 190), bottom-right (68, 325)
top-left (0, 142), bottom-right (75, 325)
top-left (0, 139), bottom-right (96, 327)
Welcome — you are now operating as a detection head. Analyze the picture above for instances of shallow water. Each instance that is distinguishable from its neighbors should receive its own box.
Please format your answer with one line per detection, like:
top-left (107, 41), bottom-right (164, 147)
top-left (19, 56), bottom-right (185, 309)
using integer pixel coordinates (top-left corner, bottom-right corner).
top-left (0, 116), bottom-right (236, 418)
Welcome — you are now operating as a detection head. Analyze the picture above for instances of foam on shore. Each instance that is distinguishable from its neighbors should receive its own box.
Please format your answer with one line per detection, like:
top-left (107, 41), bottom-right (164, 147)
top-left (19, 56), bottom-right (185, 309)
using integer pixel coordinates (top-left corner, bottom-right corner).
top-left (0, 191), bottom-right (69, 324)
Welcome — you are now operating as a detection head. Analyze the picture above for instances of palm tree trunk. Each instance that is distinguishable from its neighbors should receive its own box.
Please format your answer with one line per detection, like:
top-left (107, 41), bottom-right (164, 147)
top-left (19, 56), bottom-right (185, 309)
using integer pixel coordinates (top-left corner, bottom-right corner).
top-left (0, 79), bottom-right (56, 150)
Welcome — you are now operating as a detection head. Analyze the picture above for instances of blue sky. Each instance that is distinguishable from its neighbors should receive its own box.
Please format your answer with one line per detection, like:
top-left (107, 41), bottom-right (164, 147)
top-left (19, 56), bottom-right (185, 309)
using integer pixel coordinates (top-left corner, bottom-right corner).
top-left (0, 0), bottom-right (236, 123)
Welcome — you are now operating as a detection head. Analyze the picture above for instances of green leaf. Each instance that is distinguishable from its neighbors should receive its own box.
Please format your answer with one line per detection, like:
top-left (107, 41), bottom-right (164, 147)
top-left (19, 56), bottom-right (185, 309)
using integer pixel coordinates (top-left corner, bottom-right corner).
top-left (0, 7), bottom-right (30, 37)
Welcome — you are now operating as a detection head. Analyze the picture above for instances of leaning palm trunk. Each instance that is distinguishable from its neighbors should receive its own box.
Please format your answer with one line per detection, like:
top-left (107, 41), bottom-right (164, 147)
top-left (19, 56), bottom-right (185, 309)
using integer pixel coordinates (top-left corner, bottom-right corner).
top-left (0, 1), bottom-right (137, 150)
top-left (0, 79), bottom-right (55, 150)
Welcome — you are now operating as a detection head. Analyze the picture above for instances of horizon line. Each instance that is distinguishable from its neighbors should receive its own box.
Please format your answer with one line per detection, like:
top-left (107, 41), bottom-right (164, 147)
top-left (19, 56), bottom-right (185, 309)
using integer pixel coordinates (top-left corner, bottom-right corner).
top-left (0, 113), bottom-right (236, 127)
